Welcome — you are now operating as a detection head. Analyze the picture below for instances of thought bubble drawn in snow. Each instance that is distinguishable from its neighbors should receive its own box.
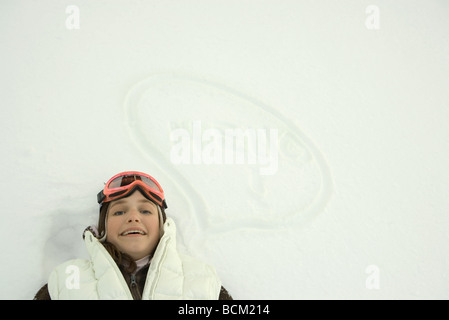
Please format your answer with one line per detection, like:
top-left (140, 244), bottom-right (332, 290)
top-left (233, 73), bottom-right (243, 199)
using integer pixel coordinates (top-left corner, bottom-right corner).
top-left (124, 73), bottom-right (333, 239)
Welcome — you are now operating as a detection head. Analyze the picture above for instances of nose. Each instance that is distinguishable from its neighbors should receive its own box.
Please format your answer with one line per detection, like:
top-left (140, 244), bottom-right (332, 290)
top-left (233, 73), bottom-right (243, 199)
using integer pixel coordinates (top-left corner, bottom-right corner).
top-left (127, 209), bottom-right (140, 223)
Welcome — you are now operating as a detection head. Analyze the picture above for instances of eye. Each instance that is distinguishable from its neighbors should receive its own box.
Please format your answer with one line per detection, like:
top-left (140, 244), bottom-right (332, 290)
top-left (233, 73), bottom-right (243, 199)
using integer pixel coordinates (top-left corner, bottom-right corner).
top-left (141, 210), bottom-right (152, 215)
top-left (113, 211), bottom-right (125, 216)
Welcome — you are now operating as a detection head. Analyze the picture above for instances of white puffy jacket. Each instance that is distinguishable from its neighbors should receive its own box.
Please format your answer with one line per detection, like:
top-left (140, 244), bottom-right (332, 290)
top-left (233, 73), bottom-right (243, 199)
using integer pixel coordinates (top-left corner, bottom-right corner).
top-left (48, 218), bottom-right (222, 299)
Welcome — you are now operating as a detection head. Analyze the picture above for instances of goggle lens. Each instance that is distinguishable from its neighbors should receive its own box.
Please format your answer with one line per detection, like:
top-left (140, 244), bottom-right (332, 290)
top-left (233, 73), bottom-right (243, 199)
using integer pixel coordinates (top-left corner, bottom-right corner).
top-left (108, 174), bottom-right (161, 192)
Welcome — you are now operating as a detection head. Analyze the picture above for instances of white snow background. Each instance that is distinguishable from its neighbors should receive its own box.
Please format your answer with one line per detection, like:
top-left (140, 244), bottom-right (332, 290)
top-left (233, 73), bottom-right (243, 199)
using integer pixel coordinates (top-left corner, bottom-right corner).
top-left (1, 0), bottom-right (448, 299)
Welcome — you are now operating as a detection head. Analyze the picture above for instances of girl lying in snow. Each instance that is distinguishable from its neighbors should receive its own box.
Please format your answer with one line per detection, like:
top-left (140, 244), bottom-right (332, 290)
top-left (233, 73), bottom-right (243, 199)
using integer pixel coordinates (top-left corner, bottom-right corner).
top-left (34, 171), bottom-right (232, 300)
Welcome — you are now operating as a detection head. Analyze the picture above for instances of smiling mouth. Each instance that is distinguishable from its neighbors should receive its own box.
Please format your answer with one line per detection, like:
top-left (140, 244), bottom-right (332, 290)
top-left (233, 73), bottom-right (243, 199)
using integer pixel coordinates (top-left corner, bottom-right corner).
top-left (121, 230), bottom-right (146, 236)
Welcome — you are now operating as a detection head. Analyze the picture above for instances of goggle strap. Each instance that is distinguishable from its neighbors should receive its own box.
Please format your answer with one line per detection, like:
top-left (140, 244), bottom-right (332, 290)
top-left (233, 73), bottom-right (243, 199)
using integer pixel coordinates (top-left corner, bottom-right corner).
top-left (97, 190), bottom-right (105, 204)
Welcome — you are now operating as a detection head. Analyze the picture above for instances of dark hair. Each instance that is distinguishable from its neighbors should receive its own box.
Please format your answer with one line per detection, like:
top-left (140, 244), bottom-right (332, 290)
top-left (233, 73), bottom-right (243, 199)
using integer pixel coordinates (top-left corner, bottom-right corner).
top-left (97, 188), bottom-right (167, 274)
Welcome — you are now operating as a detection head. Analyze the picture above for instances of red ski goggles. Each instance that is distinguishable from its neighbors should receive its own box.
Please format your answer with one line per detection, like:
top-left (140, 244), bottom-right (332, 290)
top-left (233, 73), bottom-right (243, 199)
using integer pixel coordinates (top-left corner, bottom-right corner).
top-left (97, 171), bottom-right (167, 209)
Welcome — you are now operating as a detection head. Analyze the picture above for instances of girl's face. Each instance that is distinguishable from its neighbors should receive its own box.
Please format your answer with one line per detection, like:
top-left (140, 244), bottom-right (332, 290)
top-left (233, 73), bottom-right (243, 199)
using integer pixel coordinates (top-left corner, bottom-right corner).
top-left (106, 190), bottom-right (160, 260)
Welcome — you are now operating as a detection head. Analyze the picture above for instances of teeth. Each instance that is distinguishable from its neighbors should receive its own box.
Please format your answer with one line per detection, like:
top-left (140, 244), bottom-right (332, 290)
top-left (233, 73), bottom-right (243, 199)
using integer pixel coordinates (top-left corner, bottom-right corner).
top-left (121, 230), bottom-right (145, 236)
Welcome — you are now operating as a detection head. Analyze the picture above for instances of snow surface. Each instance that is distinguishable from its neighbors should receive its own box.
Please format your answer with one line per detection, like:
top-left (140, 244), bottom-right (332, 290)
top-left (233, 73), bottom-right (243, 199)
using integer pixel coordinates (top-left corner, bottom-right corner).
top-left (1, 0), bottom-right (448, 299)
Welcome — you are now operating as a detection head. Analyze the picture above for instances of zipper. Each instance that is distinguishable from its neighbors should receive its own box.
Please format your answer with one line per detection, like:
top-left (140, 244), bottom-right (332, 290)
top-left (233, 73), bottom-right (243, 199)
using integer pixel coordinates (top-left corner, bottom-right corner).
top-left (130, 274), bottom-right (137, 287)
top-left (129, 273), bottom-right (142, 300)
